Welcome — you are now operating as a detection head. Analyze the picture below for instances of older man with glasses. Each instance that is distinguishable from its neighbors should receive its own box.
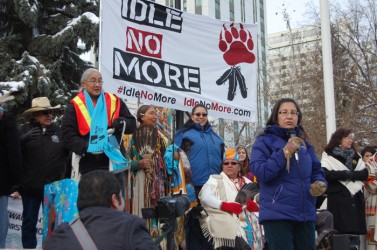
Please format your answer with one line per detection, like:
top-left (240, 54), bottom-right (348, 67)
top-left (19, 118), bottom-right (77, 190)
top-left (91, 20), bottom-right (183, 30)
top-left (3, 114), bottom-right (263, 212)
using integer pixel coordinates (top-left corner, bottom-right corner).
top-left (18, 97), bottom-right (67, 248)
top-left (61, 68), bottom-right (136, 176)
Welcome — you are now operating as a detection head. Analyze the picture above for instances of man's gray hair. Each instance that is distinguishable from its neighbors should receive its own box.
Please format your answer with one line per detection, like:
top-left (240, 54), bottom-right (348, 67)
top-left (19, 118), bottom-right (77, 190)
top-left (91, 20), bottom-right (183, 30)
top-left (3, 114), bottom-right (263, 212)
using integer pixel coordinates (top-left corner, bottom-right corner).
top-left (80, 68), bottom-right (100, 83)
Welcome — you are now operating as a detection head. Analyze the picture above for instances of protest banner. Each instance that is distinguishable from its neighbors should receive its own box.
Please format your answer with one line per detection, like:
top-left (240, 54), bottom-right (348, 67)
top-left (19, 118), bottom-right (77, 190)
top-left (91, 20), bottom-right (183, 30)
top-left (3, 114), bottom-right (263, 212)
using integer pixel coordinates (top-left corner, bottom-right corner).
top-left (100, 0), bottom-right (258, 122)
top-left (6, 197), bottom-right (43, 249)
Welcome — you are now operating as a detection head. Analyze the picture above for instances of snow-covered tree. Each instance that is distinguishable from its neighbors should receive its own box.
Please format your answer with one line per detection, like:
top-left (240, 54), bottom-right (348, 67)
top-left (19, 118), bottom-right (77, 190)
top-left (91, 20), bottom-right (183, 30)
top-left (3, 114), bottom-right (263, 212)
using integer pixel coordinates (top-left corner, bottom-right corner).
top-left (0, 0), bottom-right (99, 114)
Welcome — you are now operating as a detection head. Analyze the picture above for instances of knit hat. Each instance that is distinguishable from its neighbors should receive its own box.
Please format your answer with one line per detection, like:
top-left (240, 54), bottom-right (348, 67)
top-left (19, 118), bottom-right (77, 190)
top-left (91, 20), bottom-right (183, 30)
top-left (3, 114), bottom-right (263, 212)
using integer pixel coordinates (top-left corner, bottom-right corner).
top-left (224, 148), bottom-right (240, 161)
top-left (23, 97), bottom-right (61, 114)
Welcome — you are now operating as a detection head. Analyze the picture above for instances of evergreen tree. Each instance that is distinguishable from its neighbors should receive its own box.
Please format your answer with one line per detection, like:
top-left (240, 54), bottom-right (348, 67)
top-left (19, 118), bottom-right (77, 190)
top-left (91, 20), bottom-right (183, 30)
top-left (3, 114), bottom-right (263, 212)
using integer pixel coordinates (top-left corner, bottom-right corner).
top-left (0, 0), bottom-right (99, 114)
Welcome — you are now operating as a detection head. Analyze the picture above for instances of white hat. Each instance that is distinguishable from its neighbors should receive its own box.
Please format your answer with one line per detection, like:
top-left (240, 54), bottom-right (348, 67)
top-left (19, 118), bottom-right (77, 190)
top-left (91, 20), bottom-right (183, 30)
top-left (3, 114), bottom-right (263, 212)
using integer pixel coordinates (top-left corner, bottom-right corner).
top-left (23, 97), bottom-right (61, 114)
top-left (0, 90), bottom-right (16, 103)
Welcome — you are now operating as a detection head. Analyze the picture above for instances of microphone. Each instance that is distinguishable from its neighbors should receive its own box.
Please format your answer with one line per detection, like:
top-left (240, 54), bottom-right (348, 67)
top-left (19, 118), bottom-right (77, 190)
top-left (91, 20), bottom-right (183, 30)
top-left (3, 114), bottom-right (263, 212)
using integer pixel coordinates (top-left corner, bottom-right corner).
top-left (288, 128), bottom-right (299, 161)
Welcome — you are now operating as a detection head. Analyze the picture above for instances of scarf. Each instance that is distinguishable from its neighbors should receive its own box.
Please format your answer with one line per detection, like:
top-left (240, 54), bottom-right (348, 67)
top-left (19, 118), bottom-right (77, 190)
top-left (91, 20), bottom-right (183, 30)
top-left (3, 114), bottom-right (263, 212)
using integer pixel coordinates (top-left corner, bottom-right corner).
top-left (86, 90), bottom-right (107, 153)
top-left (321, 151), bottom-right (365, 195)
top-left (332, 146), bottom-right (355, 171)
top-left (84, 90), bottom-right (128, 170)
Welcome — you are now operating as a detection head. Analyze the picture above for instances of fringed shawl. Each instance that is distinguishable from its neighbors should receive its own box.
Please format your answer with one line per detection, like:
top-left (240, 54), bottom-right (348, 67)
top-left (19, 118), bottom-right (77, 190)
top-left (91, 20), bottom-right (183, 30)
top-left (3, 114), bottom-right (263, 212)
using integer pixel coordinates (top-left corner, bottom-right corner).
top-left (199, 172), bottom-right (248, 248)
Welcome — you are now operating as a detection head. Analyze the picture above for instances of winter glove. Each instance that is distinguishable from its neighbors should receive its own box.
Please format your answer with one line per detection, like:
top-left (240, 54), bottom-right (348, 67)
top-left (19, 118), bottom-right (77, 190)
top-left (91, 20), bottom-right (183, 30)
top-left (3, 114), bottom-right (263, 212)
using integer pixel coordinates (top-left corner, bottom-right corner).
top-left (284, 137), bottom-right (301, 157)
top-left (21, 127), bottom-right (41, 143)
top-left (112, 117), bottom-right (126, 131)
top-left (309, 181), bottom-right (326, 197)
top-left (283, 137), bottom-right (301, 172)
top-left (220, 201), bottom-right (243, 215)
top-left (246, 199), bottom-right (259, 212)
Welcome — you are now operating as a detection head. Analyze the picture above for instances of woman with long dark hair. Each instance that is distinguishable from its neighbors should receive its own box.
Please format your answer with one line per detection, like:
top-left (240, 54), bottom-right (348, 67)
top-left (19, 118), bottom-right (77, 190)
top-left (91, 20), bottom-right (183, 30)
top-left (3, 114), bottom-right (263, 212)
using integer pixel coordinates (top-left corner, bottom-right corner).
top-left (321, 128), bottom-right (367, 236)
top-left (250, 98), bottom-right (326, 250)
top-left (236, 145), bottom-right (255, 182)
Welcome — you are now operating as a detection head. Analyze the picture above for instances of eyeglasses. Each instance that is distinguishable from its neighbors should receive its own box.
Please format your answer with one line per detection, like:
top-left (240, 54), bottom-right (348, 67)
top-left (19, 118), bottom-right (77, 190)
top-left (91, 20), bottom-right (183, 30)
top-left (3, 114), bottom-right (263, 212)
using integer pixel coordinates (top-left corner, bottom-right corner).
top-left (194, 113), bottom-right (207, 117)
top-left (223, 161), bottom-right (238, 166)
top-left (278, 110), bottom-right (299, 117)
top-left (85, 79), bottom-right (103, 85)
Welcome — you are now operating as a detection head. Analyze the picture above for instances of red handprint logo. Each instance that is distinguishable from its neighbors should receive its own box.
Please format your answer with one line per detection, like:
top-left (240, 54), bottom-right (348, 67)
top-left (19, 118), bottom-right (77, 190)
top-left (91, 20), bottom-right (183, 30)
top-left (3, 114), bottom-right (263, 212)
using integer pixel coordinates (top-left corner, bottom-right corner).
top-left (217, 23), bottom-right (255, 101)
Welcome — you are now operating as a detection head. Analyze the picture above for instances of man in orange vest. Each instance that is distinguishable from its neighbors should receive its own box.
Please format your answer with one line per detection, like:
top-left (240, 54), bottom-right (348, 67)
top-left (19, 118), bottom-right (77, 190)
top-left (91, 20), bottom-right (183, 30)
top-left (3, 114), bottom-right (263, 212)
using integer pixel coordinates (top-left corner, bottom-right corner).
top-left (61, 68), bottom-right (136, 175)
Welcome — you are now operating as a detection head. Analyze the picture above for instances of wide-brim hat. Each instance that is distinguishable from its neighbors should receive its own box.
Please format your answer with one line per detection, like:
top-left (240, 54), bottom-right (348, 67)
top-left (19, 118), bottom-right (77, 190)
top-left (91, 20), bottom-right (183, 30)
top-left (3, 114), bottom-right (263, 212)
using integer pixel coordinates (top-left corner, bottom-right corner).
top-left (23, 97), bottom-right (61, 115)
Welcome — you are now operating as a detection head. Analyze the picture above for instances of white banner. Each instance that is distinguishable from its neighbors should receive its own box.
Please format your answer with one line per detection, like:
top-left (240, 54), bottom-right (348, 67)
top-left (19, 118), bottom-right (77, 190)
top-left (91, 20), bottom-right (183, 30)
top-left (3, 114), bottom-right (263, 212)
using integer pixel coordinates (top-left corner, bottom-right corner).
top-left (6, 197), bottom-right (43, 249)
top-left (100, 0), bottom-right (258, 122)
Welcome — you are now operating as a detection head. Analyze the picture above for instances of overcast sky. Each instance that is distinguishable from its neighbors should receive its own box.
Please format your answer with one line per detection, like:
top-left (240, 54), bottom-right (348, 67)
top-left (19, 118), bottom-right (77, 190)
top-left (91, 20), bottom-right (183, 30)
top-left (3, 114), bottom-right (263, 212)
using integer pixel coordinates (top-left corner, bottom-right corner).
top-left (266, 0), bottom-right (319, 34)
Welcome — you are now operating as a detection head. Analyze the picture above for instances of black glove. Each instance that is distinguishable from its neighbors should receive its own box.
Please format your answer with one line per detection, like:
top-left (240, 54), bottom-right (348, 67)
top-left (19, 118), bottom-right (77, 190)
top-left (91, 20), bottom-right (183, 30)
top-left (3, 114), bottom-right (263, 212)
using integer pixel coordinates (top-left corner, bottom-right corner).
top-left (112, 117), bottom-right (126, 131)
top-left (21, 127), bottom-right (41, 142)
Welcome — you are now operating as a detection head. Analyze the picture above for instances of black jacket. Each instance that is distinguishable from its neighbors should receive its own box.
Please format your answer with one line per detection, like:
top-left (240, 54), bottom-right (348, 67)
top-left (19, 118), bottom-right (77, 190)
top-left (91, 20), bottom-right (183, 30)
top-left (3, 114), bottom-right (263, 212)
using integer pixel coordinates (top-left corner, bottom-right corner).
top-left (0, 112), bottom-right (22, 196)
top-left (324, 151), bottom-right (368, 234)
top-left (61, 96), bottom-right (136, 174)
top-left (43, 206), bottom-right (160, 250)
top-left (19, 120), bottom-right (67, 196)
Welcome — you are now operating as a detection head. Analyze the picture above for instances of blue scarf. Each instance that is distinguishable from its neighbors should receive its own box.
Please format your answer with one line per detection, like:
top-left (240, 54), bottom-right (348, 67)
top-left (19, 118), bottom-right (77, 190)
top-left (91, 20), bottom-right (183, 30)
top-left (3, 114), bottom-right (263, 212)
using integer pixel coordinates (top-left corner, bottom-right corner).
top-left (85, 90), bottom-right (128, 170)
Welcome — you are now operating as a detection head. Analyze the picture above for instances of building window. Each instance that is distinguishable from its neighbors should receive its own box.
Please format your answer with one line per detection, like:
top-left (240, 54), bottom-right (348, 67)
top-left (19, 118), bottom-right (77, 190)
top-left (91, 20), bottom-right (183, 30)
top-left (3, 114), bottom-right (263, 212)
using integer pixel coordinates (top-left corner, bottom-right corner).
top-left (165, 0), bottom-right (174, 7)
top-left (215, 0), bottom-right (221, 19)
top-left (183, 0), bottom-right (187, 11)
top-left (240, 0), bottom-right (245, 22)
top-left (195, 0), bottom-right (202, 14)
top-left (229, 0), bottom-right (234, 21)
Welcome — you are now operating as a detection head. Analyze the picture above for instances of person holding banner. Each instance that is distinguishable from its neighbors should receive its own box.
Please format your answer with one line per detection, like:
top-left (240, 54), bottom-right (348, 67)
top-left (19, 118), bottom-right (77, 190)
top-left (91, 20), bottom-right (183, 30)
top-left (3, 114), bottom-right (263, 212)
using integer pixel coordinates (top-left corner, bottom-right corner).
top-left (18, 97), bottom-right (67, 249)
top-left (128, 105), bottom-right (169, 237)
top-left (61, 68), bottom-right (136, 176)
top-left (0, 92), bottom-right (22, 248)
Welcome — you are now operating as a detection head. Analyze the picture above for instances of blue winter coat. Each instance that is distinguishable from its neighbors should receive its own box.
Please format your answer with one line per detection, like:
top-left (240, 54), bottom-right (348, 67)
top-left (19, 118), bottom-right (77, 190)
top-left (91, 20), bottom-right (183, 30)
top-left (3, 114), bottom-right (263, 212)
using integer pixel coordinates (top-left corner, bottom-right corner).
top-left (250, 125), bottom-right (326, 223)
top-left (174, 122), bottom-right (224, 186)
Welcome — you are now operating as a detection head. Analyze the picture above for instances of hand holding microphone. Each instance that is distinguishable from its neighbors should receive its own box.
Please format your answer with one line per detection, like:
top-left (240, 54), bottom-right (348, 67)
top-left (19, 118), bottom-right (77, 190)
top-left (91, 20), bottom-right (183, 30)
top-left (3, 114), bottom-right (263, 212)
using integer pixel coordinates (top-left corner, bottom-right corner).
top-left (284, 138), bottom-right (301, 156)
top-left (287, 128), bottom-right (301, 160)
top-left (283, 137), bottom-right (300, 162)
top-left (284, 128), bottom-right (301, 172)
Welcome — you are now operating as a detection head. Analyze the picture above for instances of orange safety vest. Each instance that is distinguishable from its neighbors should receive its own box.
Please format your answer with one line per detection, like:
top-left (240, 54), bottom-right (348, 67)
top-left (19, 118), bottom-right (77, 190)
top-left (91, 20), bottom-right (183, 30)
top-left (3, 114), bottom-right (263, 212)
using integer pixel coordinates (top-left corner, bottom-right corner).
top-left (71, 91), bottom-right (120, 136)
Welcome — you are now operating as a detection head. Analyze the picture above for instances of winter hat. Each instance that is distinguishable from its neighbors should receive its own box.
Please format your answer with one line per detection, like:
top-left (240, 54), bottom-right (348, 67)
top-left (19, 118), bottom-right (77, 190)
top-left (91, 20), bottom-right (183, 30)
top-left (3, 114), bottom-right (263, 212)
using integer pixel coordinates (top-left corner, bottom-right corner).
top-left (224, 147), bottom-right (240, 161)
top-left (23, 97), bottom-right (61, 115)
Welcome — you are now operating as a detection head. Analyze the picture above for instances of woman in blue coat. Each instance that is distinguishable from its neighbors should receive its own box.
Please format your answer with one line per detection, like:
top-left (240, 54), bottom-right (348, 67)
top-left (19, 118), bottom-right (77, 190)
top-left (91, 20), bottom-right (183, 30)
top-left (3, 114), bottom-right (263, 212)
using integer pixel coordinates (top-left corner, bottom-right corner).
top-left (174, 104), bottom-right (224, 250)
top-left (250, 98), bottom-right (326, 250)
top-left (174, 104), bottom-right (224, 196)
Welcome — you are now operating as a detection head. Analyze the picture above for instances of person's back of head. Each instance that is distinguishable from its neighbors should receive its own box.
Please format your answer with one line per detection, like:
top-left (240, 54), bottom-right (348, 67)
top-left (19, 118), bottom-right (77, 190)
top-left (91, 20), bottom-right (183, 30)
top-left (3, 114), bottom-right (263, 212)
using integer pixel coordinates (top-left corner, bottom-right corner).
top-left (77, 170), bottom-right (121, 211)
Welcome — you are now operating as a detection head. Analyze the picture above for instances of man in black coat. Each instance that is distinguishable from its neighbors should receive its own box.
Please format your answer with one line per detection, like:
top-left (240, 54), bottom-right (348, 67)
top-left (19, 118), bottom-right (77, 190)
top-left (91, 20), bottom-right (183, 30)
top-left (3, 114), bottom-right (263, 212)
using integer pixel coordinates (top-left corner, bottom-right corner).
top-left (61, 68), bottom-right (136, 175)
top-left (43, 170), bottom-right (160, 250)
top-left (0, 94), bottom-right (22, 248)
top-left (18, 97), bottom-right (67, 249)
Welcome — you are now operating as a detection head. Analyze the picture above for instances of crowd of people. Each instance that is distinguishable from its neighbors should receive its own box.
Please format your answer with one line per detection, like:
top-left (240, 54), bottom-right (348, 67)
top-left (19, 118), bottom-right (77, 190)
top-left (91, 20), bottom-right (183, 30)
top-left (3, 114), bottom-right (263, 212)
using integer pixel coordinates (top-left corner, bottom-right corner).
top-left (1, 69), bottom-right (377, 250)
